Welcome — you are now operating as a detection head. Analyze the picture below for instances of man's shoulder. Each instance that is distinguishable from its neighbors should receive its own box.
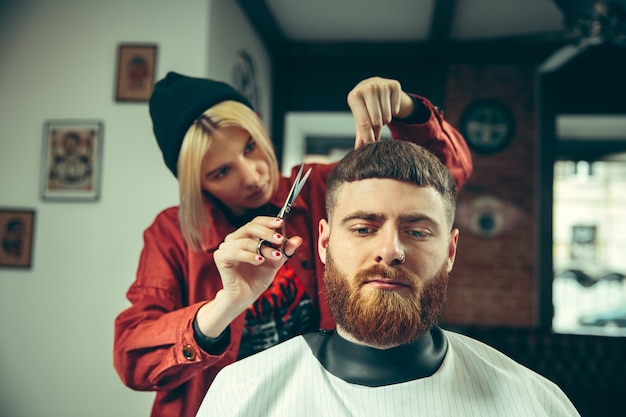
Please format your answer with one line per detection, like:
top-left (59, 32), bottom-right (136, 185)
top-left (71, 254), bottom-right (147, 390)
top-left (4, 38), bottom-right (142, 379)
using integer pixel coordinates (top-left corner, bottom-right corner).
top-left (442, 329), bottom-right (565, 392)
top-left (219, 335), bottom-right (309, 377)
top-left (443, 329), bottom-right (528, 368)
top-left (441, 329), bottom-right (580, 415)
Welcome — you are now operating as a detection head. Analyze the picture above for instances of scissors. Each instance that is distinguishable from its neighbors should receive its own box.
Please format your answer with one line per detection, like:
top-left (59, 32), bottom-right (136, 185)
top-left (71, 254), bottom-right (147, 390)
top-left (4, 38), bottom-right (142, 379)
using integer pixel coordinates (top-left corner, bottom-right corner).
top-left (257, 163), bottom-right (312, 258)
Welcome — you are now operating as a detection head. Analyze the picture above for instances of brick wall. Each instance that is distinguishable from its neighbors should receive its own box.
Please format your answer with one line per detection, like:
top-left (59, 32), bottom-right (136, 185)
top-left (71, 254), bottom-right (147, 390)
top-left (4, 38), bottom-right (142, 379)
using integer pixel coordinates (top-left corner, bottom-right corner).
top-left (442, 63), bottom-right (539, 327)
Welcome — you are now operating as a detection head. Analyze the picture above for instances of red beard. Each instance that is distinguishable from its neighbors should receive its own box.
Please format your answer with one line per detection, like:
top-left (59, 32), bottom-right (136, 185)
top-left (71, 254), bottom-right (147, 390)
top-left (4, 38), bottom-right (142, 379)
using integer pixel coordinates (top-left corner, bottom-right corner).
top-left (323, 251), bottom-right (449, 347)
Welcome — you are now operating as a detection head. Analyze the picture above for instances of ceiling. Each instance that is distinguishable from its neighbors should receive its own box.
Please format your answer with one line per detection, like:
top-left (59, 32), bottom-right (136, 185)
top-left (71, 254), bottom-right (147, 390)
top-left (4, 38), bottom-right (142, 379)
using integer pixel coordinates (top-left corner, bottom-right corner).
top-left (236, 0), bottom-right (626, 60)
top-left (263, 0), bottom-right (564, 43)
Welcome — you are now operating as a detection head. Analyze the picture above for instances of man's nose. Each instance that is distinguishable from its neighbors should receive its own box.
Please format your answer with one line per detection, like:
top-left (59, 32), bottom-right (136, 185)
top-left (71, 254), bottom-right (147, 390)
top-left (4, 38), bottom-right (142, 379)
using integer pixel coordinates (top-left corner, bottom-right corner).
top-left (375, 227), bottom-right (405, 266)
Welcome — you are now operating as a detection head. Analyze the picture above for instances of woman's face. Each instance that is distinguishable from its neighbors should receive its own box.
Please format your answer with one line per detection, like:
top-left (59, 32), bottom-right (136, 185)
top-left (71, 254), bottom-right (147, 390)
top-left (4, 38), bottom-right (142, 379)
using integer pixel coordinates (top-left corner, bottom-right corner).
top-left (200, 126), bottom-right (274, 215)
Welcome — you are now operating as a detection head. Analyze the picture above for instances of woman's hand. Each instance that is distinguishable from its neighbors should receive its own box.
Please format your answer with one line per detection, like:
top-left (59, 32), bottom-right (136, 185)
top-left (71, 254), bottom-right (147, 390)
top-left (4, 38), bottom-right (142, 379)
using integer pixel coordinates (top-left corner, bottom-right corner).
top-left (347, 76), bottom-right (415, 148)
top-left (214, 216), bottom-right (302, 309)
top-left (195, 217), bottom-right (302, 338)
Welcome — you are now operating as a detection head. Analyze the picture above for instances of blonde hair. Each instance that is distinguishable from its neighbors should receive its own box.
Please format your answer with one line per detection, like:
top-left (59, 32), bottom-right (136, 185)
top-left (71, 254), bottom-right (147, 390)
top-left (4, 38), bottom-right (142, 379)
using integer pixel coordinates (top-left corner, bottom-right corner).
top-left (177, 101), bottom-right (278, 251)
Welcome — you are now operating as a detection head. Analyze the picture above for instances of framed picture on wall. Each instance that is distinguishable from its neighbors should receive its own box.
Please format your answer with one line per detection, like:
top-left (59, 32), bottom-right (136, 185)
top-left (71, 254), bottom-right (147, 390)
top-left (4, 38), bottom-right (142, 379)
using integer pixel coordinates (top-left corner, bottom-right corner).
top-left (115, 43), bottom-right (158, 102)
top-left (40, 120), bottom-right (103, 201)
top-left (0, 208), bottom-right (35, 269)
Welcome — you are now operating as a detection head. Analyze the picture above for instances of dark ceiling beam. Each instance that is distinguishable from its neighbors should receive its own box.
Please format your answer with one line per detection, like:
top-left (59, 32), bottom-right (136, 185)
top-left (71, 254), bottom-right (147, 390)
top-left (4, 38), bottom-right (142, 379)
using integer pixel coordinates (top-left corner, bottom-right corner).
top-left (275, 39), bottom-right (567, 63)
top-left (429, 0), bottom-right (458, 44)
top-left (236, 0), bottom-right (286, 52)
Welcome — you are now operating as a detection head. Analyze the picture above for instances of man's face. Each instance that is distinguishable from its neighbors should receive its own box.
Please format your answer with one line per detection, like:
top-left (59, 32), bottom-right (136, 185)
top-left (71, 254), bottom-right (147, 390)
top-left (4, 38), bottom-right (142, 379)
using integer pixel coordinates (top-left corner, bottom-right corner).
top-left (318, 178), bottom-right (459, 347)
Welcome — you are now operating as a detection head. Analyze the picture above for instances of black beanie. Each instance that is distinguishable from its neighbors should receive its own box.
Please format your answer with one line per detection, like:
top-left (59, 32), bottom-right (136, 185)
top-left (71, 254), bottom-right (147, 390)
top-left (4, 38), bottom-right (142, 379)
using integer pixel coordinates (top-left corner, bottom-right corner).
top-left (148, 71), bottom-right (254, 177)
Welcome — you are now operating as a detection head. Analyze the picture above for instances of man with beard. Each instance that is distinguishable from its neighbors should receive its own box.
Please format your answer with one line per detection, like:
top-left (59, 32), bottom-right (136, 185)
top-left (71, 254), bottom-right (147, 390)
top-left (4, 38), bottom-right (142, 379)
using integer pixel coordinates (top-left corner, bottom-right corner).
top-left (195, 140), bottom-right (579, 417)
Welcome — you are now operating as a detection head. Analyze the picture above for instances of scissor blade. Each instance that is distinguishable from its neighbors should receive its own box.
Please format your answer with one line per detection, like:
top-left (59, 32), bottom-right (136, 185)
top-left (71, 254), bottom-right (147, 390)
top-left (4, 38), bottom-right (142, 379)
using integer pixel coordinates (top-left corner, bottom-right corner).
top-left (292, 162), bottom-right (305, 186)
top-left (292, 167), bottom-right (311, 199)
top-left (279, 182), bottom-right (299, 217)
top-left (278, 163), bottom-right (311, 219)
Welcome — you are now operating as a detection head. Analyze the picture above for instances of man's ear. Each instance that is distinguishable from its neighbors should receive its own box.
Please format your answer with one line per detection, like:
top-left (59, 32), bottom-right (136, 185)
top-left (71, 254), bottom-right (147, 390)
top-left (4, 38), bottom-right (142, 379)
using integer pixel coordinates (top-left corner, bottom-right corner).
top-left (446, 228), bottom-right (459, 273)
top-left (318, 219), bottom-right (330, 265)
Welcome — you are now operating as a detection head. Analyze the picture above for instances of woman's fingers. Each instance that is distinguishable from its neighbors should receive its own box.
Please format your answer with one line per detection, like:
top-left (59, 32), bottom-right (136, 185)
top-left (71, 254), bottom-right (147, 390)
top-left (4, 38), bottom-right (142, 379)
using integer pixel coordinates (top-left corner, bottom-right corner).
top-left (224, 217), bottom-right (284, 244)
top-left (282, 236), bottom-right (303, 258)
top-left (254, 240), bottom-right (285, 261)
top-left (218, 216), bottom-right (305, 266)
top-left (348, 77), bottom-right (404, 146)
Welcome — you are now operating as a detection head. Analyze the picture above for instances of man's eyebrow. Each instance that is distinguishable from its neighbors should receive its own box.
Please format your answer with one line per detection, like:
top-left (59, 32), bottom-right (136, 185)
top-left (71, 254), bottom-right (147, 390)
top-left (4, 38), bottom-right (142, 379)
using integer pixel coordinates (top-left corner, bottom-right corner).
top-left (399, 213), bottom-right (442, 233)
top-left (340, 211), bottom-right (385, 225)
top-left (339, 211), bottom-right (443, 230)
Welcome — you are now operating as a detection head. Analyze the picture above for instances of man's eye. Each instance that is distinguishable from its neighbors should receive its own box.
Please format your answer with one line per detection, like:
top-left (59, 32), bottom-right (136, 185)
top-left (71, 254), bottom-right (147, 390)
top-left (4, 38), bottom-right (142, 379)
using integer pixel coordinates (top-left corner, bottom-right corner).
top-left (409, 230), bottom-right (427, 238)
top-left (353, 227), bottom-right (372, 235)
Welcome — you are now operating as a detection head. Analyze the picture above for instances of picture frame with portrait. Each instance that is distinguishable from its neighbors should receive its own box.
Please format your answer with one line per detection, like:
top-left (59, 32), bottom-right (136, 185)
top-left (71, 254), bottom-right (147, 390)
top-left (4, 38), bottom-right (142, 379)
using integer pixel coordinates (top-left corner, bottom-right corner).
top-left (40, 120), bottom-right (103, 201)
top-left (0, 208), bottom-right (35, 269)
top-left (115, 43), bottom-right (158, 102)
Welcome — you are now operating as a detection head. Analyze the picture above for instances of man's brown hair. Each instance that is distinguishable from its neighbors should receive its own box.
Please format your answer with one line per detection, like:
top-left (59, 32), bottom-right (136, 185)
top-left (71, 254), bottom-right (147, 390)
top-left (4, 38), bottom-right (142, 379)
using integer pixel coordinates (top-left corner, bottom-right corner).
top-left (325, 140), bottom-right (457, 230)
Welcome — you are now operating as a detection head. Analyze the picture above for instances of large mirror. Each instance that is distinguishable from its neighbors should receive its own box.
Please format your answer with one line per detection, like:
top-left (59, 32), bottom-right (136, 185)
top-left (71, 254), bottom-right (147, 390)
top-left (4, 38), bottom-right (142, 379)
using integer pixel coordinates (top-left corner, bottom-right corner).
top-left (281, 112), bottom-right (391, 175)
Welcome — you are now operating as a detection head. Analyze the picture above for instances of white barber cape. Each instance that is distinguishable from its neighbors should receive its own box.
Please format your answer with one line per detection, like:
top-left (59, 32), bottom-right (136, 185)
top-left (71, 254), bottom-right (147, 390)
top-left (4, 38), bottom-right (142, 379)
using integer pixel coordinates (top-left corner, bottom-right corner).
top-left (196, 330), bottom-right (580, 417)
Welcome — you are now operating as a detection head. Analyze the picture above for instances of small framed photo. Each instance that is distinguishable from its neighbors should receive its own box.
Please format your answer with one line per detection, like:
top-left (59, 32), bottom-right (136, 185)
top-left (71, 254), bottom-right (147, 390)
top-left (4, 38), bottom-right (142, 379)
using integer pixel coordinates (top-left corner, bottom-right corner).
top-left (115, 43), bottom-right (157, 101)
top-left (41, 120), bottom-right (103, 201)
top-left (0, 209), bottom-right (35, 269)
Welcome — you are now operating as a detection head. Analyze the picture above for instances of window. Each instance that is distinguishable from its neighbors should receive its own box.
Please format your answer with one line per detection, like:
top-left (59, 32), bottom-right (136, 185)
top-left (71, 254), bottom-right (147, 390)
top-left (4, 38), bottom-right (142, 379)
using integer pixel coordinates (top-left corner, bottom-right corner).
top-left (552, 156), bottom-right (626, 335)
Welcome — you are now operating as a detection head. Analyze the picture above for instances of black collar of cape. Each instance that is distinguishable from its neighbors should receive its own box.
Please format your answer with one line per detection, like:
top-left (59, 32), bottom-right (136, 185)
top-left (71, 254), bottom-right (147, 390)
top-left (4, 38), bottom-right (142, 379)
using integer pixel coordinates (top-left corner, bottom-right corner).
top-left (303, 326), bottom-right (447, 387)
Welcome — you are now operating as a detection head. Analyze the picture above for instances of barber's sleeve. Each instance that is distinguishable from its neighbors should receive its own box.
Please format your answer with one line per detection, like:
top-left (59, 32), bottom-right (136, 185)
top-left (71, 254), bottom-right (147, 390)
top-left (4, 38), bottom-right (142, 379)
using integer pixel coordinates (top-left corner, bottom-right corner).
top-left (390, 94), bottom-right (473, 190)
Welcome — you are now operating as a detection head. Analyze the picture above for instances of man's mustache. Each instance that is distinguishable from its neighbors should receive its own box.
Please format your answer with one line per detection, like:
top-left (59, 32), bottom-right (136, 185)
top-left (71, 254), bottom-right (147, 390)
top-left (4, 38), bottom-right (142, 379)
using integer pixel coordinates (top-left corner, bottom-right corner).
top-left (353, 264), bottom-right (420, 288)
